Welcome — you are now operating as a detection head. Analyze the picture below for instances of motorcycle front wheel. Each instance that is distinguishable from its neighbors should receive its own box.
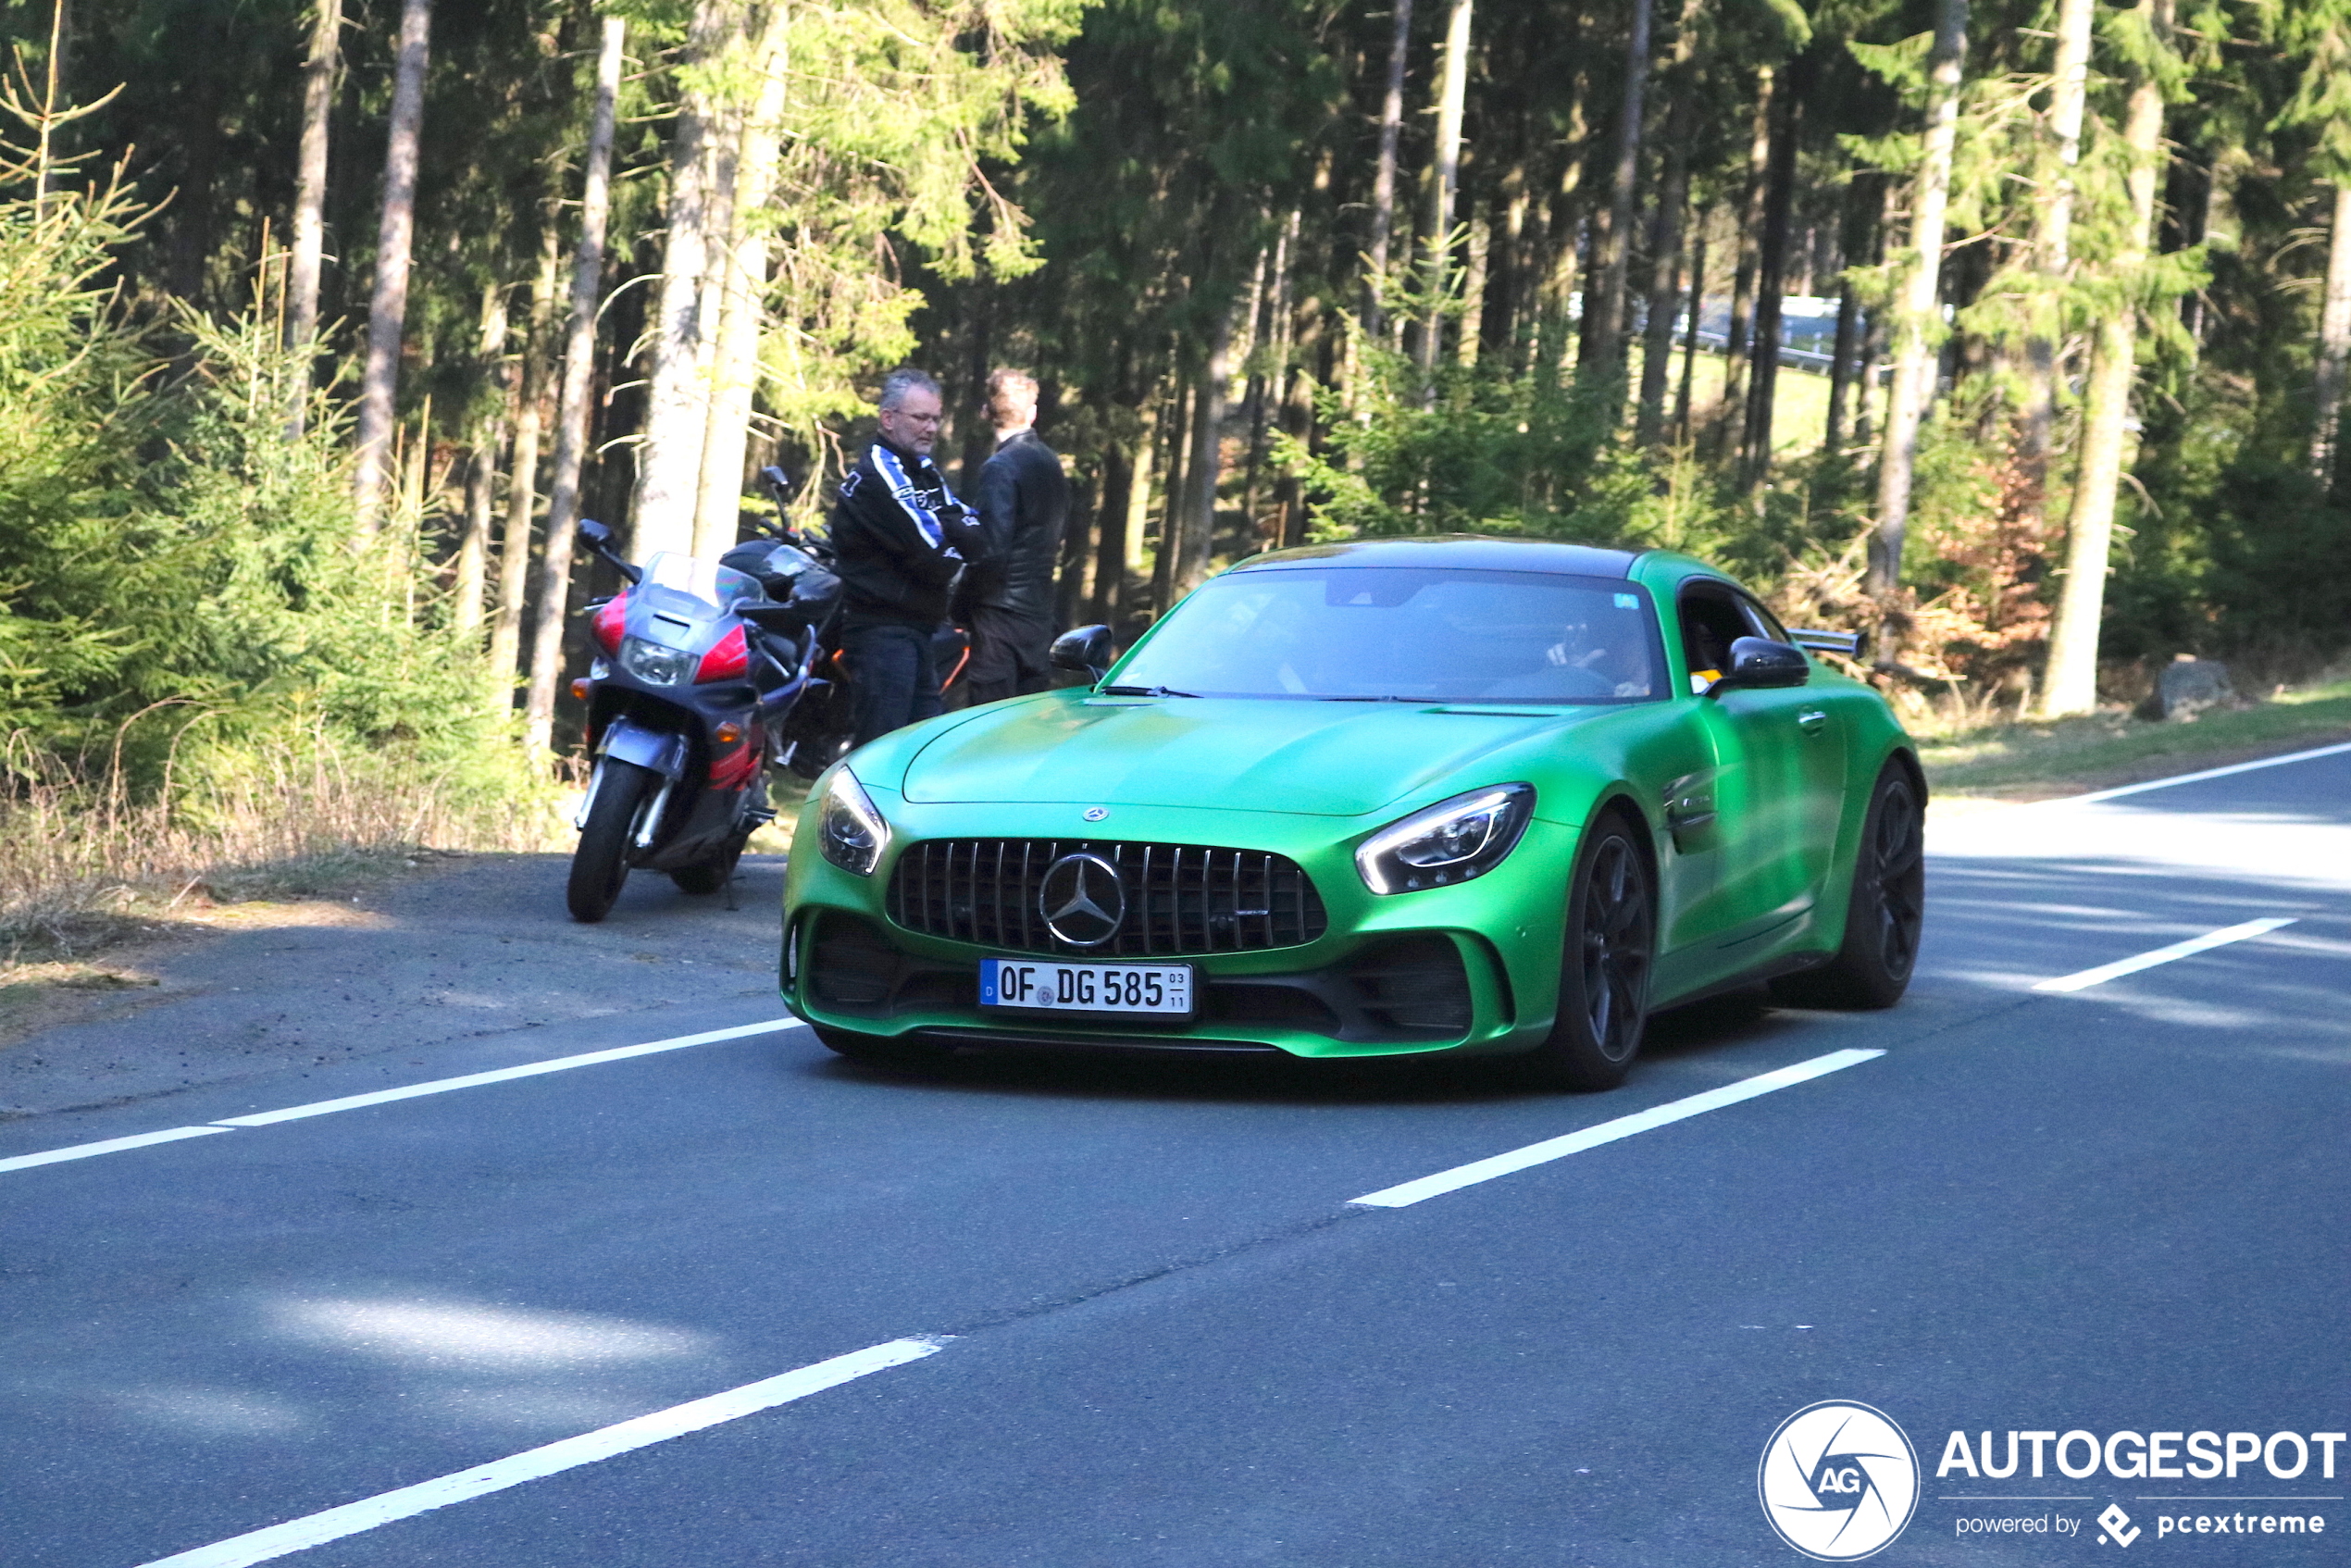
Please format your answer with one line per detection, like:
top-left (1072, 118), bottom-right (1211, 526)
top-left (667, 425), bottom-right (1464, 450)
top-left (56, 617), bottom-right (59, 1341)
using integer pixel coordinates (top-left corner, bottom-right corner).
top-left (566, 759), bottom-right (658, 923)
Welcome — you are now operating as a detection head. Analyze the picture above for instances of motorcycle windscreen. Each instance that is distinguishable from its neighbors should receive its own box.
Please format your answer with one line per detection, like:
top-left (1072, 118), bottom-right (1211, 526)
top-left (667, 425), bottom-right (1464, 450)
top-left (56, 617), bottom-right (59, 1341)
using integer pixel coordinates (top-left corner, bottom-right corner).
top-left (643, 551), bottom-right (761, 609)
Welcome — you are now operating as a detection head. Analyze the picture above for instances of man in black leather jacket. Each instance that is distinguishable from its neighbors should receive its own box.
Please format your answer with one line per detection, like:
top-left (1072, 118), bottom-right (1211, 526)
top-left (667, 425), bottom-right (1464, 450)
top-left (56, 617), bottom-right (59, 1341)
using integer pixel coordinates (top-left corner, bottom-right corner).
top-left (961, 368), bottom-right (1070, 705)
top-left (829, 367), bottom-right (981, 745)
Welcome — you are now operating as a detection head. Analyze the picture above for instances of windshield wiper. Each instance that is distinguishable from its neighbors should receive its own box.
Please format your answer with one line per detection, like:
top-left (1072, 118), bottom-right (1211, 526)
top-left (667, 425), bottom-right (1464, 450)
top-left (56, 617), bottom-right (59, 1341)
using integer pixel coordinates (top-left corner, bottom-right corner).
top-left (1100, 684), bottom-right (1201, 698)
top-left (1319, 693), bottom-right (1408, 702)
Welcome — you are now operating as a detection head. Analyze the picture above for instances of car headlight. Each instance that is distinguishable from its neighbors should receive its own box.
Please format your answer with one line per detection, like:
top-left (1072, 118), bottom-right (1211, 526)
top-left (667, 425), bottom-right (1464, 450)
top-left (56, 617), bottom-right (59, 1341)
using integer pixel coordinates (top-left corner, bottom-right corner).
top-left (1356, 784), bottom-right (1535, 894)
top-left (619, 635), bottom-right (696, 686)
top-left (817, 766), bottom-right (891, 876)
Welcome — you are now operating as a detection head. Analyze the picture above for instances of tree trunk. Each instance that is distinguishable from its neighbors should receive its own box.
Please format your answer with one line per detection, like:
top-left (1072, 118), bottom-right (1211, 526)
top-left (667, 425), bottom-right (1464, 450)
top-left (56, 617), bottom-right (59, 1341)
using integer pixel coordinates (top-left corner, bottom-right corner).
top-left (350, 0), bottom-right (433, 539)
top-left (1365, 0), bottom-right (1414, 338)
top-left (1865, 0), bottom-right (1968, 614)
top-left (1179, 303), bottom-right (1238, 591)
top-left (1635, 0), bottom-right (1701, 444)
top-left (523, 16), bottom-right (626, 755)
top-left (1417, 0), bottom-right (1474, 384)
top-left (1092, 436), bottom-right (1132, 628)
top-left (1740, 74), bottom-right (1804, 486)
top-left (2039, 0), bottom-right (2175, 716)
top-left (630, 0), bottom-right (731, 562)
top-left (285, 0), bottom-right (341, 433)
top-left (2310, 182), bottom-right (2351, 491)
top-left (1535, 75), bottom-right (1589, 383)
top-left (2018, 0), bottom-right (2094, 533)
top-left (693, 7), bottom-right (790, 557)
top-left (1583, 0), bottom-right (1658, 388)
top-left (1151, 375), bottom-right (1190, 615)
top-left (1674, 225), bottom-right (1705, 442)
top-left (491, 218), bottom-right (562, 712)
top-left (1823, 176), bottom-right (1874, 451)
top-left (1716, 65), bottom-right (1774, 446)
top-left (454, 284), bottom-right (508, 636)
top-left (1112, 396), bottom-right (1157, 619)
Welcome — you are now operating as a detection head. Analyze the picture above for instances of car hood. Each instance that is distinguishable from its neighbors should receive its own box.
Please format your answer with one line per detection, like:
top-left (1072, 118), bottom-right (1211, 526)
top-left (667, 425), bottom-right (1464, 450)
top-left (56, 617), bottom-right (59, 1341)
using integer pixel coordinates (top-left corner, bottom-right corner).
top-left (898, 694), bottom-right (1596, 816)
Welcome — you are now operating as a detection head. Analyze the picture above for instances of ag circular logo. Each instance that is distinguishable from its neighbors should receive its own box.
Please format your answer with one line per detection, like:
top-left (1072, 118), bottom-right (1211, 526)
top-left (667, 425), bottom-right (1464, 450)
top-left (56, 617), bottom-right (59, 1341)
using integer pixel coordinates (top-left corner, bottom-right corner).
top-left (1758, 1400), bottom-right (1920, 1561)
top-left (1081, 805), bottom-right (1110, 823)
top-left (1039, 852), bottom-right (1125, 947)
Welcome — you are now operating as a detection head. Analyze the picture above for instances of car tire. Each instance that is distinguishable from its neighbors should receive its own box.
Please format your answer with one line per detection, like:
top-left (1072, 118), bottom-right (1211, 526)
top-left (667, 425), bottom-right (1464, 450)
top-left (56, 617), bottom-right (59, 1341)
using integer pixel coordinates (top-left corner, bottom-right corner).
top-left (1520, 810), bottom-right (1656, 1091)
top-left (812, 1025), bottom-right (959, 1073)
top-left (1769, 761), bottom-right (1924, 1010)
top-left (566, 760), bottom-right (656, 923)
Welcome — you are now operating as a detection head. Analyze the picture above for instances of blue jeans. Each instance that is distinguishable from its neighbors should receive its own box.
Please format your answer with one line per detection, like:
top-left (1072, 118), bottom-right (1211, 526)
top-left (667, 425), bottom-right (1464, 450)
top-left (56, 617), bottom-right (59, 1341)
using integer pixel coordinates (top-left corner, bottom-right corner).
top-left (843, 621), bottom-right (942, 746)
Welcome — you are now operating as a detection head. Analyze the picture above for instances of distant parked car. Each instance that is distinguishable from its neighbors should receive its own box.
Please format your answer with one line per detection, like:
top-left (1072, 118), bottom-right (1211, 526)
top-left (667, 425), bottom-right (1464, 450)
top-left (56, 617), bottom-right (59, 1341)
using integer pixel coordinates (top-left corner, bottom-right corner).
top-left (780, 536), bottom-right (1922, 1089)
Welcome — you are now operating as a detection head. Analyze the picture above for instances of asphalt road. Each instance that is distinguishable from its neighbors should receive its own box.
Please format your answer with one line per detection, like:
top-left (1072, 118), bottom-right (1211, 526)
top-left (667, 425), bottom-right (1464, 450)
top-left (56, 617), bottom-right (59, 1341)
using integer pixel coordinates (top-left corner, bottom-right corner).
top-left (3, 751), bottom-right (2345, 1567)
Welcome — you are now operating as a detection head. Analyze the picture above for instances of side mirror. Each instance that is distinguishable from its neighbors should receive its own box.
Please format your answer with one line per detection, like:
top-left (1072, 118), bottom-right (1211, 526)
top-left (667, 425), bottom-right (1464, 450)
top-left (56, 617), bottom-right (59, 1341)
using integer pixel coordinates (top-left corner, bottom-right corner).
top-left (575, 517), bottom-right (641, 583)
top-left (760, 466), bottom-right (796, 503)
top-left (1710, 635), bottom-right (1810, 694)
top-left (1051, 624), bottom-right (1115, 681)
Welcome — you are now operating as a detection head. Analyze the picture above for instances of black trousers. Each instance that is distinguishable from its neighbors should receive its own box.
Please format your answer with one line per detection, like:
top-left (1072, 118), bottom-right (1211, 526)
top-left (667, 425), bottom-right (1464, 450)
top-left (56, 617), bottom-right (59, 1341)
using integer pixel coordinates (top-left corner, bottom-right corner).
top-left (962, 603), bottom-right (1054, 706)
top-left (843, 620), bottom-right (942, 747)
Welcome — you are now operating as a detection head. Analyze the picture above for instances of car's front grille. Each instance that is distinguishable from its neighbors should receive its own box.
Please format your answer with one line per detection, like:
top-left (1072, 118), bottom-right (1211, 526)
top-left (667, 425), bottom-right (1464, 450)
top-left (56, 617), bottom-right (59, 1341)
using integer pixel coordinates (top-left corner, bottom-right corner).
top-left (884, 839), bottom-right (1327, 957)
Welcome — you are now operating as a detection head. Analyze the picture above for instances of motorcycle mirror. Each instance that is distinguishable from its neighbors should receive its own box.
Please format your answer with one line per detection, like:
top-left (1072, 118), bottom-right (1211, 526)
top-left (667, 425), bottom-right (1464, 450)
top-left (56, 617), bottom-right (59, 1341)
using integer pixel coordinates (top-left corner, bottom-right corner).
top-left (1051, 624), bottom-right (1116, 682)
top-left (575, 517), bottom-right (641, 583)
top-left (760, 466), bottom-right (796, 503)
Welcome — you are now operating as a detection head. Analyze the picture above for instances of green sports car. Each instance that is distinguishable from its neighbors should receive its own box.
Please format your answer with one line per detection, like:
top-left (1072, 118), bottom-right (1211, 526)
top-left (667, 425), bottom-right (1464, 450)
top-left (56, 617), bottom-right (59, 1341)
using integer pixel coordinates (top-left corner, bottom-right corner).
top-left (779, 537), bottom-right (1924, 1089)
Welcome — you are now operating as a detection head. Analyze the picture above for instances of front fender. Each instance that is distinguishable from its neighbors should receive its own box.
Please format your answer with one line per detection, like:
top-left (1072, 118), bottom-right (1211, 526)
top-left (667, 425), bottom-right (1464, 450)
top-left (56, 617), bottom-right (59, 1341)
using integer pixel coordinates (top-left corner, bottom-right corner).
top-left (600, 718), bottom-right (689, 778)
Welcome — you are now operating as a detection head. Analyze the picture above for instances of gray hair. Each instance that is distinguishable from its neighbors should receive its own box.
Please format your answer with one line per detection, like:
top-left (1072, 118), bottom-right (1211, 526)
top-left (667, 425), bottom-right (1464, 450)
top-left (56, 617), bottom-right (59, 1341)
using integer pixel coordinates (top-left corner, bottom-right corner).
top-left (877, 367), bottom-right (942, 412)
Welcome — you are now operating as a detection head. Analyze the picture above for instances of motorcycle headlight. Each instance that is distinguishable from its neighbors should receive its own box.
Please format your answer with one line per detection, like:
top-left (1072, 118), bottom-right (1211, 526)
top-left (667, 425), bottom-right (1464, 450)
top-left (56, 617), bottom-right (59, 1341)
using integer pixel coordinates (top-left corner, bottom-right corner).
top-left (1355, 784), bottom-right (1536, 895)
top-left (817, 766), bottom-right (891, 877)
top-left (619, 635), bottom-right (696, 686)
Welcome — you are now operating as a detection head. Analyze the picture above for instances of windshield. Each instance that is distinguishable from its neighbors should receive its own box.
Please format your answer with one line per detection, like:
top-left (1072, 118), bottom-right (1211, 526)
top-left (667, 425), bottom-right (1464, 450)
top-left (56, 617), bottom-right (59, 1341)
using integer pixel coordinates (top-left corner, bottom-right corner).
top-left (642, 551), bottom-right (759, 610)
top-left (1113, 566), bottom-right (1666, 703)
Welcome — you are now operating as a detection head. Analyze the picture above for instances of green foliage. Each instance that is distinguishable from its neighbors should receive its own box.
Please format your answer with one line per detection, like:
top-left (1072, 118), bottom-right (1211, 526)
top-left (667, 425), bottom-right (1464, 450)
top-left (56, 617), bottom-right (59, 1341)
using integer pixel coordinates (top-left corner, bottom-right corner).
top-left (1273, 322), bottom-right (1614, 540)
top-left (0, 143), bottom-right (516, 809)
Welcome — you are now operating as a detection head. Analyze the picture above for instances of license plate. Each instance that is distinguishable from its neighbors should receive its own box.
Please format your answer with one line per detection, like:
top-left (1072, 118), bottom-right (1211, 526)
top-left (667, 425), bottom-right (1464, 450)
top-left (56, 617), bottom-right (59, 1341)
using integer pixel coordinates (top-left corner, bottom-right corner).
top-left (979, 958), bottom-right (1194, 1016)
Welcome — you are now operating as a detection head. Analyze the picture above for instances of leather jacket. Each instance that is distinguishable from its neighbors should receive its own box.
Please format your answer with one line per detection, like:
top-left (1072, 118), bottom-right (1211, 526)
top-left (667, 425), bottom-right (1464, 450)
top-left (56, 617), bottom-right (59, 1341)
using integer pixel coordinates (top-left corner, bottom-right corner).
top-left (967, 429), bottom-right (1070, 619)
top-left (827, 438), bottom-right (980, 628)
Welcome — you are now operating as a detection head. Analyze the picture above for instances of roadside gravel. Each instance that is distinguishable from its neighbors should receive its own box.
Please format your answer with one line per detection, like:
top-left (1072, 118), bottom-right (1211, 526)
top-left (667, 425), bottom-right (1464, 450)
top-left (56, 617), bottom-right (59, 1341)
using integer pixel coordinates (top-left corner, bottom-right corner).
top-left (0, 852), bottom-right (787, 1120)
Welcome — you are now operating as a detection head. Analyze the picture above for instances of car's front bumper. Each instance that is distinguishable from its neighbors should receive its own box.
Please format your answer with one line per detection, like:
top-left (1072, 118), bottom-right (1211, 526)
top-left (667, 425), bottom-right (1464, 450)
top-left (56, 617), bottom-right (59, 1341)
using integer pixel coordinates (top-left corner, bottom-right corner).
top-left (779, 791), bottom-right (1579, 1060)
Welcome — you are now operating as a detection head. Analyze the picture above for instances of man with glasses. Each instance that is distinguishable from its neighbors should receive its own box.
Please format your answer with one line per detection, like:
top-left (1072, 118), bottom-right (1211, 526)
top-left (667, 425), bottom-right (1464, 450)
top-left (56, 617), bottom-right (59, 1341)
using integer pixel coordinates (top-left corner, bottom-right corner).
top-left (829, 367), bottom-right (981, 745)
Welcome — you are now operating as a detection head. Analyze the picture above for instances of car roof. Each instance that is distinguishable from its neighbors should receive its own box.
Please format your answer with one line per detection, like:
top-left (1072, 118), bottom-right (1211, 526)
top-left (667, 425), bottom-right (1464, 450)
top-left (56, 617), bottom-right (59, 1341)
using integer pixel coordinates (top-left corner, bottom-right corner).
top-left (1225, 535), bottom-right (1642, 579)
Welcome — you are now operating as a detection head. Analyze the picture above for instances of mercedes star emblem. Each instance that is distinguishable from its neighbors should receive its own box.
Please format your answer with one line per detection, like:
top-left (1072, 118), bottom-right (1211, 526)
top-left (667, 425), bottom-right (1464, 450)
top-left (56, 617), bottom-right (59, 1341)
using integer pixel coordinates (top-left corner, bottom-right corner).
top-left (1082, 805), bottom-right (1110, 823)
top-left (1039, 852), bottom-right (1126, 947)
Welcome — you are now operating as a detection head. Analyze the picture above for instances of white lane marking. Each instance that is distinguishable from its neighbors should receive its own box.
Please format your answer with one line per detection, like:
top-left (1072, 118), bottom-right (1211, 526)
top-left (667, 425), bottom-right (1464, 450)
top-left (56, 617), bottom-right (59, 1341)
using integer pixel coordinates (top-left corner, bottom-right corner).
top-left (2031, 917), bottom-right (2297, 993)
top-left (0, 1018), bottom-right (802, 1176)
top-left (2054, 740), bottom-right (2351, 806)
top-left (135, 1336), bottom-right (950, 1568)
top-left (0, 1125), bottom-right (234, 1175)
top-left (1350, 1048), bottom-right (1885, 1209)
top-left (212, 1018), bottom-right (802, 1126)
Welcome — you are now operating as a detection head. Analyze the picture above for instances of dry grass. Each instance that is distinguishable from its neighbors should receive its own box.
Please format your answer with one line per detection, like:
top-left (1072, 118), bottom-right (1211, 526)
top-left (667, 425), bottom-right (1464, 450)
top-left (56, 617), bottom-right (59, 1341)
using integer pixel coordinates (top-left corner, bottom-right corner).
top-left (1916, 668), bottom-right (2351, 800)
top-left (0, 731), bottom-right (566, 961)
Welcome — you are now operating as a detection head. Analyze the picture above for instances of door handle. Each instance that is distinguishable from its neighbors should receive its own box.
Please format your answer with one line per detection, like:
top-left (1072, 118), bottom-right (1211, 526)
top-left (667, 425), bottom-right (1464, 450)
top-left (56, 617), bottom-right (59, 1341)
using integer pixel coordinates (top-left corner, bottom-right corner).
top-left (1797, 708), bottom-right (1828, 735)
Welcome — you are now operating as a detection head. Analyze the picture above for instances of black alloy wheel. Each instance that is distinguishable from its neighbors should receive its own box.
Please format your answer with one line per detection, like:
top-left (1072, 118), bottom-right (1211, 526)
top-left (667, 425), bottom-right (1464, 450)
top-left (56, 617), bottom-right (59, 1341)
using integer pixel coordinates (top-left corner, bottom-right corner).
top-left (1523, 813), bottom-right (1656, 1091)
top-left (565, 758), bottom-right (656, 923)
top-left (1770, 763), bottom-right (1925, 1010)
